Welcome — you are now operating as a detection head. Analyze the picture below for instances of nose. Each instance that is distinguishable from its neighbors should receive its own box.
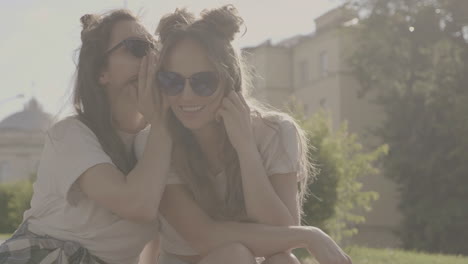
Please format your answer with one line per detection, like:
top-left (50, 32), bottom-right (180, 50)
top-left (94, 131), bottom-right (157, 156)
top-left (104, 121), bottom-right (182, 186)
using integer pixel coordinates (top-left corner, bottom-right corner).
top-left (179, 79), bottom-right (197, 100)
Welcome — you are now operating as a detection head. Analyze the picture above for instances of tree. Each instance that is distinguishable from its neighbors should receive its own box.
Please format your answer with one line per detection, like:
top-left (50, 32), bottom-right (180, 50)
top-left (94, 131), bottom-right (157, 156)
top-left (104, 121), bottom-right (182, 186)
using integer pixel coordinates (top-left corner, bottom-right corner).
top-left (0, 180), bottom-right (33, 233)
top-left (346, 0), bottom-right (468, 254)
top-left (293, 107), bottom-right (387, 243)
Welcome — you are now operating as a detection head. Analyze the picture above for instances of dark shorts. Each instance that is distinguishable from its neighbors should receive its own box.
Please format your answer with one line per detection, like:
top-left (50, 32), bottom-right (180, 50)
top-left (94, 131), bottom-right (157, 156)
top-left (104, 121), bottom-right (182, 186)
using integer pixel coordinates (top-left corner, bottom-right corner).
top-left (0, 221), bottom-right (107, 264)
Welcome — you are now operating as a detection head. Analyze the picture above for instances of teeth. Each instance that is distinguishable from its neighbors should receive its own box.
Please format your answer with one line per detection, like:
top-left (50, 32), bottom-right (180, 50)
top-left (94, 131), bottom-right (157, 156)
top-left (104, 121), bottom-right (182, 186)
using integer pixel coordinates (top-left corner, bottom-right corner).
top-left (180, 106), bottom-right (203, 112)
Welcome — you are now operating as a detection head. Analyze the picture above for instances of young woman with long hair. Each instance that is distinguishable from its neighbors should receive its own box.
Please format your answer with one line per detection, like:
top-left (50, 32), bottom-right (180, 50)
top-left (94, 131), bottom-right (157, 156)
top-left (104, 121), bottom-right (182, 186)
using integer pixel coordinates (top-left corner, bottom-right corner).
top-left (135, 5), bottom-right (352, 264)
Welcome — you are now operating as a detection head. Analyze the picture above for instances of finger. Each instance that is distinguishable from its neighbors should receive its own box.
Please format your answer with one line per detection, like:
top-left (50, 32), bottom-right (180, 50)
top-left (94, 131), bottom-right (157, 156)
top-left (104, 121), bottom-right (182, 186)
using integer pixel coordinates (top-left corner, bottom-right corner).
top-left (138, 55), bottom-right (148, 101)
top-left (146, 53), bottom-right (156, 92)
top-left (147, 53), bottom-right (159, 106)
top-left (230, 90), bottom-right (251, 115)
top-left (237, 91), bottom-right (250, 112)
top-left (226, 90), bottom-right (246, 113)
top-left (217, 107), bottom-right (235, 127)
top-left (222, 97), bottom-right (241, 116)
top-left (216, 107), bottom-right (227, 123)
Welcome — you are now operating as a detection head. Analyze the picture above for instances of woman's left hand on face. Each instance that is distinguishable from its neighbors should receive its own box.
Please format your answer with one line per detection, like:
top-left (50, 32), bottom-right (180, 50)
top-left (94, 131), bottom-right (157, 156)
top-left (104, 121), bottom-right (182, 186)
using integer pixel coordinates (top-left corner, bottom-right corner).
top-left (216, 90), bottom-right (255, 151)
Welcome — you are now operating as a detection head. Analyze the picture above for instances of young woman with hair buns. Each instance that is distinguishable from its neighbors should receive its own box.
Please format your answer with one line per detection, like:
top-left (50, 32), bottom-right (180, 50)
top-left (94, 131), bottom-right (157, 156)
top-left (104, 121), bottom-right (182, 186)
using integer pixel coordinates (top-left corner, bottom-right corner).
top-left (135, 5), bottom-right (352, 264)
top-left (0, 9), bottom-right (170, 264)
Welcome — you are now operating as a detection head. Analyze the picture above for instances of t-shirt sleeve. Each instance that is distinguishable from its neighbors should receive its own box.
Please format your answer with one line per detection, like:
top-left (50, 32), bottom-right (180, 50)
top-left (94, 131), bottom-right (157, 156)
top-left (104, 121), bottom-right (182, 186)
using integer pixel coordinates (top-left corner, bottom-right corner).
top-left (261, 119), bottom-right (301, 177)
top-left (134, 126), bottom-right (150, 160)
top-left (39, 118), bottom-right (113, 205)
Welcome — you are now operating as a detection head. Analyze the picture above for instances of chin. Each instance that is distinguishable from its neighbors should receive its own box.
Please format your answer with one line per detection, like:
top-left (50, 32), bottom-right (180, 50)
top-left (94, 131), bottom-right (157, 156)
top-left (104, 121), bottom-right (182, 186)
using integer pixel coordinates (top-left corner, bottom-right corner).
top-left (179, 120), bottom-right (205, 131)
top-left (177, 116), bottom-right (214, 132)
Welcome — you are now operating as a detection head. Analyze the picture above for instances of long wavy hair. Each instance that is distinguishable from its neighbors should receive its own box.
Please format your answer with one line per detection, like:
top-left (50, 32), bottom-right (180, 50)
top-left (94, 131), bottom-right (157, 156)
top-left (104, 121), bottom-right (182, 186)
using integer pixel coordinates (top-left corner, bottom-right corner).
top-left (156, 5), bottom-right (314, 221)
top-left (73, 10), bottom-right (153, 174)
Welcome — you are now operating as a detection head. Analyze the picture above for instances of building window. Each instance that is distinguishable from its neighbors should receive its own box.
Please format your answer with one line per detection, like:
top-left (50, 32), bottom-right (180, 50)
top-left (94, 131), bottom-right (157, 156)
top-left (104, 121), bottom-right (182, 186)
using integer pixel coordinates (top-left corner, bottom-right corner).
top-left (319, 51), bottom-right (329, 77)
top-left (299, 60), bottom-right (310, 85)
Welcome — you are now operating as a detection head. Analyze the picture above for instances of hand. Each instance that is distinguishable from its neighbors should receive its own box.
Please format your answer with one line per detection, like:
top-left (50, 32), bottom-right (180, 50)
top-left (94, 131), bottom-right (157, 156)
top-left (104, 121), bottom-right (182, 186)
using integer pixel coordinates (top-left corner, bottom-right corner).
top-left (216, 90), bottom-right (255, 151)
top-left (137, 52), bottom-right (168, 125)
top-left (306, 227), bottom-right (353, 264)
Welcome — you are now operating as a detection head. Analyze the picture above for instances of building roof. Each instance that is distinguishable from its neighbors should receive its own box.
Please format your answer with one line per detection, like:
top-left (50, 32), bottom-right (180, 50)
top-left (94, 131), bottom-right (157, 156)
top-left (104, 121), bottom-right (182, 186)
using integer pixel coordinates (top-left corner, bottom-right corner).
top-left (0, 98), bottom-right (53, 132)
top-left (243, 5), bottom-right (355, 51)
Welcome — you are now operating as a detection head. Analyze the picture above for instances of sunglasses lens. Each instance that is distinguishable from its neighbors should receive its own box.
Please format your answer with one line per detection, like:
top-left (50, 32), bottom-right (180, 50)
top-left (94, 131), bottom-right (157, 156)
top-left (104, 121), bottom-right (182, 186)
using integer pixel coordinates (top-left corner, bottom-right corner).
top-left (191, 72), bottom-right (219, 96)
top-left (126, 39), bottom-right (151, 58)
top-left (157, 71), bottom-right (185, 96)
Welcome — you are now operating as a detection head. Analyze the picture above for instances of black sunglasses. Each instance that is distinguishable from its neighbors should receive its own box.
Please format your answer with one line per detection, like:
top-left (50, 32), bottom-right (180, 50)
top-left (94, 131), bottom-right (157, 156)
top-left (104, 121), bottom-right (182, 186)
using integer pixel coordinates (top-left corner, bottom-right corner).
top-left (105, 38), bottom-right (154, 58)
top-left (157, 71), bottom-right (220, 97)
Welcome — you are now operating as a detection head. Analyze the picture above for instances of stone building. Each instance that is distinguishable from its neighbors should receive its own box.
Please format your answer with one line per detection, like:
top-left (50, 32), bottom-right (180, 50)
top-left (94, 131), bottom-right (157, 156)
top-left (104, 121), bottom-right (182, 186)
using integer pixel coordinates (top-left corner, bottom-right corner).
top-left (0, 98), bottom-right (53, 183)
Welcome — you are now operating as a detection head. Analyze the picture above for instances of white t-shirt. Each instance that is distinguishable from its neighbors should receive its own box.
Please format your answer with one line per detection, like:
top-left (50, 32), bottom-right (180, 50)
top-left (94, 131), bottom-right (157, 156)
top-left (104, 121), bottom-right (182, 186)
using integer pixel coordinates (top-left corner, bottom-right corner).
top-left (134, 115), bottom-right (302, 256)
top-left (24, 117), bottom-right (159, 264)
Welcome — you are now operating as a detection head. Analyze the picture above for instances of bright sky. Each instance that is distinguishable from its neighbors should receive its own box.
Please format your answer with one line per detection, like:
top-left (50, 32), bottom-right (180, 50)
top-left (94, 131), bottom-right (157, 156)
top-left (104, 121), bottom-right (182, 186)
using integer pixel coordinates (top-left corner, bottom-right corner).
top-left (0, 0), bottom-right (341, 121)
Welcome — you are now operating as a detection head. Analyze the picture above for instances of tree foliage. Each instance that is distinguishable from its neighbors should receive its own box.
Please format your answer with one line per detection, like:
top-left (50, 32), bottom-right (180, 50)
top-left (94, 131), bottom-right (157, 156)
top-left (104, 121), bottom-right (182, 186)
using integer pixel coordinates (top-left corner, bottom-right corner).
top-left (0, 180), bottom-right (33, 233)
top-left (347, 0), bottom-right (468, 254)
top-left (296, 109), bottom-right (387, 243)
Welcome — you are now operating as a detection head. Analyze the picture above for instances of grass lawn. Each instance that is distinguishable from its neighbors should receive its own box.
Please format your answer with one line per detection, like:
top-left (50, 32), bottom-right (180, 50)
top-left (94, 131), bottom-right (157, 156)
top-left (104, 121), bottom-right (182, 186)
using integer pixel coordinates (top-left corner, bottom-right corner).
top-left (300, 246), bottom-right (468, 264)
top-left (0, 233), bottom-right (11, 240)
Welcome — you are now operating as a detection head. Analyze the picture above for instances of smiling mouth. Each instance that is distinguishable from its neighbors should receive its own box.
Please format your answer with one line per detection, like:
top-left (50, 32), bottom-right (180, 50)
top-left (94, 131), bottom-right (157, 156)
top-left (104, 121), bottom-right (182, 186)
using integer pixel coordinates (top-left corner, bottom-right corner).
top-left (179, 105), bottom-right (205, 112)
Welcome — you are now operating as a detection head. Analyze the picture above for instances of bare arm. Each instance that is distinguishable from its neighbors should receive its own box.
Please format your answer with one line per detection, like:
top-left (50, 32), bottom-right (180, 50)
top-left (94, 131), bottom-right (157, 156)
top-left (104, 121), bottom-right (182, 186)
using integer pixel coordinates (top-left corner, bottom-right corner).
top-left (79, 52), bottom-right (170, 223)
top-left (160, 185), bottom-right (352, 264)
top-left (160, 184), bottom-right (311, 257)
top-left (79, 122), bottom-right (171, 223)
top-left (139, 237), bottom-right (160, 264)
top-left (220, 91), bottom-right (297, 226)
top-left (237, 144), bottom-right (298, 226)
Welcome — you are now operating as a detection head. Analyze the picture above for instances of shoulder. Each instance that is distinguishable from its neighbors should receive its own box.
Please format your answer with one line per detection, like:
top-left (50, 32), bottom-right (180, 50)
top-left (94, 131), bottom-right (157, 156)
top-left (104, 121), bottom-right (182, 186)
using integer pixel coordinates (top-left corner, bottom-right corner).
top-left (251, 113), bottom-right (299, 148)
top-left (251, 112), bottom-right (303, 175)
top-left (47, 116), bottom-right (95, 141)
top-left (45, 116), bottom-right (103, 152)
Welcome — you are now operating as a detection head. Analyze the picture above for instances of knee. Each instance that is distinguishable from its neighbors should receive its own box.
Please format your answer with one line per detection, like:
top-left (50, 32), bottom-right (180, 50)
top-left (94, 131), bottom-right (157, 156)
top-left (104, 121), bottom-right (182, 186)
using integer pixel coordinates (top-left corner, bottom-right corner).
top-left (264, 252), bottom-right (300, 264)
top-left (222, 242), bottom-right (255, 261)
top-left (199, 242), bottom-right (256, 264)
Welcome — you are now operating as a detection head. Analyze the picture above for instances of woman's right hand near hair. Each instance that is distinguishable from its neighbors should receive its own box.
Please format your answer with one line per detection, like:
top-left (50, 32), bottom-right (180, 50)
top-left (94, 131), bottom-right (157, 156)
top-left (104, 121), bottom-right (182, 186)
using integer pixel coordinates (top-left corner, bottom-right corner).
top-left (137, 51), bottom-right (168, 126)
top-left (305, 226), bottom-right (353, 264)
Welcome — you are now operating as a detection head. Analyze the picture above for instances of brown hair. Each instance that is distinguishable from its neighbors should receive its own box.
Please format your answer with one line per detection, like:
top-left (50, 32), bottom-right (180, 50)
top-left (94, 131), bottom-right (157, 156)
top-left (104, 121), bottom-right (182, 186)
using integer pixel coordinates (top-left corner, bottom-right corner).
top-left (156, 5), bottom-right (313, 221)
top-left (73, 10), bottom-right (152, 174)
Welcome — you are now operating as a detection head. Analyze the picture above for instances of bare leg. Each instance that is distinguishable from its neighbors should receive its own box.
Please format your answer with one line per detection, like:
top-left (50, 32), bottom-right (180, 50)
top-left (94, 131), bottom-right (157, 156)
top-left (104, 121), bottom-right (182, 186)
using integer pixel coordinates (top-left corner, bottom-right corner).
top-left (139, 237), bottom-right (160, 264)
top-left (198, 243), bottom-right (257, 264)
top-left (262, 252), bottom-right (300, 264)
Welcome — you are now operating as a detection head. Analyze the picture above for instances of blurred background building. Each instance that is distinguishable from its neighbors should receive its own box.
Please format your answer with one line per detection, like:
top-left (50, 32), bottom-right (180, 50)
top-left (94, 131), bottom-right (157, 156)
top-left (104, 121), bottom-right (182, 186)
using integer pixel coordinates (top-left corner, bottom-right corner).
top-left (0, 98), bottom-right (52, 183)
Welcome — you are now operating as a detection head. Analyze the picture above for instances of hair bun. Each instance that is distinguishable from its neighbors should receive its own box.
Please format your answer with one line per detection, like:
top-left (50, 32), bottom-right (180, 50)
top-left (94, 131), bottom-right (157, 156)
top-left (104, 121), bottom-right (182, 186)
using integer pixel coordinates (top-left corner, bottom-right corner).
top-left (200, 5), bottom-right (244, 41)
top-left (80, 14), bottom-right (99, 29)
top-left (156, 8), bottom-right (195, 43)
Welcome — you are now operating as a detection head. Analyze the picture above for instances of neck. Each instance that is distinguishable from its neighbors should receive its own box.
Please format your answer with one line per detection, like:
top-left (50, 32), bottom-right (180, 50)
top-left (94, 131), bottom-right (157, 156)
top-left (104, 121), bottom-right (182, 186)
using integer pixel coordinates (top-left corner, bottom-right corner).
top-left (191, 121), bottom-right (225, 171)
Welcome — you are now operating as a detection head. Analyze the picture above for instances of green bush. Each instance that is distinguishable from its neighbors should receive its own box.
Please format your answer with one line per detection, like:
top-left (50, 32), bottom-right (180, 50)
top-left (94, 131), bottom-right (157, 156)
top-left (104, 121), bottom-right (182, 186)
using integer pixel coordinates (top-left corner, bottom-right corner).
top-left (298, 110), bottom-right (388, 243)
top-left (0, 180), bottom-right (33, 233)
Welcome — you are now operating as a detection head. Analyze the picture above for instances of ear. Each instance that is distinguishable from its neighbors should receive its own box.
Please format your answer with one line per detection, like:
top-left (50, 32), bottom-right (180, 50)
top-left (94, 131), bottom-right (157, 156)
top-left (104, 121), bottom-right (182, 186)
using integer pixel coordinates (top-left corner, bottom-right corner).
top-left (99, 70), bottom-right (110, 86)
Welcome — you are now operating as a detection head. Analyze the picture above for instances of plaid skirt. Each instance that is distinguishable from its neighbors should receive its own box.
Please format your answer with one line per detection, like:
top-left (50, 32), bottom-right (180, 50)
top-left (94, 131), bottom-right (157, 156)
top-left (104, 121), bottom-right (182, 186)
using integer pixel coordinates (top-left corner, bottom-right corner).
top-left (0, 221), bottom-right (107, 264)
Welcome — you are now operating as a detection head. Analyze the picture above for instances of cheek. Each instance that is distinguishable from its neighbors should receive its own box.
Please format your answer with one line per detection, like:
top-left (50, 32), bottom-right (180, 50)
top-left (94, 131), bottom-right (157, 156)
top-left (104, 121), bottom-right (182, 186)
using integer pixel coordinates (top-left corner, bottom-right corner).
top-left (107, 56), bottom-right (140, 81)
top-left (207, 89), bottom-right (225, 111)
top-left (168, 96), bottom-right (179, 110)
